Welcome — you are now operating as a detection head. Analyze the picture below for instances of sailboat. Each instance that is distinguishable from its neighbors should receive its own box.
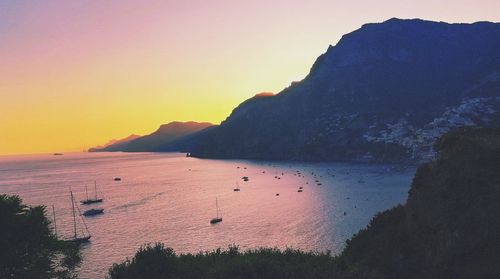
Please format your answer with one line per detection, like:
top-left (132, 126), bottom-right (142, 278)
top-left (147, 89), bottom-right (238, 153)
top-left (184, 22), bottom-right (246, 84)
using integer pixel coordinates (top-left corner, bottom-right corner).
top-left (69, 191), bottom-right (91, 243)
top-left (233, 181), bottom-right (241, 191)
top-left (210, 198), bottom-right (223, 224)
top-left (81, 181), bottom-right (103, 204)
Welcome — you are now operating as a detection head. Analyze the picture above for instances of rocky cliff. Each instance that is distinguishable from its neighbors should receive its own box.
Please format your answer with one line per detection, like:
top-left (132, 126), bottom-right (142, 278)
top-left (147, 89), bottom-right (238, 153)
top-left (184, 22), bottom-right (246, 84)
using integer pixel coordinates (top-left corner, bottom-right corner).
top-left (186, 18), bottom-right (500, 163)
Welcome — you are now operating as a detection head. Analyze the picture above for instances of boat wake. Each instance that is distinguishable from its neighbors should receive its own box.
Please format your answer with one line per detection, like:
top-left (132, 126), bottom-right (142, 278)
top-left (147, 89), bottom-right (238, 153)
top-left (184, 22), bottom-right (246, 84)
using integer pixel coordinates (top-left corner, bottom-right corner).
top-left (112, 192), bottom-right (166, 211)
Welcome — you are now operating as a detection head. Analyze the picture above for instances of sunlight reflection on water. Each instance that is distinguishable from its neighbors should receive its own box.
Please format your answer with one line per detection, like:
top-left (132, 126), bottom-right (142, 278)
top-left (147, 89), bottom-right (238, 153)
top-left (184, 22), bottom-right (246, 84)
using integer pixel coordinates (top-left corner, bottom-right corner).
top-left (0, 152), bottom-right (415, 278)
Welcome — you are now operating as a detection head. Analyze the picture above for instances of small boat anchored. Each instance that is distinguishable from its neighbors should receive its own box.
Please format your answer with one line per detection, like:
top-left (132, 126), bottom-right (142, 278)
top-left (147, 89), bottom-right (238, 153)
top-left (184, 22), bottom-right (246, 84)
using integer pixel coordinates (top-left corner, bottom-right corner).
top-left (233, 181), bottom-right (241, 191)
top-left (81, 181), bottom-right (104, 205)
top-left (82, 208), bottom-right (104, 217)
top-left (210, 198), bottom-right (223, 224)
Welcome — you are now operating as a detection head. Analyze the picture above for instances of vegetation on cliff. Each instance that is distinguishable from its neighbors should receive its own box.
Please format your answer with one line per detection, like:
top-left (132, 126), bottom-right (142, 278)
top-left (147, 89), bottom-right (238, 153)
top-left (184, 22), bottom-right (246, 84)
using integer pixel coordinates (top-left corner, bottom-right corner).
top-left (339, 127), bottom-right (500, 278)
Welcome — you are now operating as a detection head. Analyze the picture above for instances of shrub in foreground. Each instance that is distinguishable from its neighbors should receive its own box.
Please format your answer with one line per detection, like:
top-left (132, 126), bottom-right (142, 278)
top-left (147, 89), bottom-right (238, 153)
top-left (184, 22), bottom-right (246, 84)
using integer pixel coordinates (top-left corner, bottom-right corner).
top-left (108, 243), bottom-right (339, 279)
top-left (0, 194), bottom-right (81, 279)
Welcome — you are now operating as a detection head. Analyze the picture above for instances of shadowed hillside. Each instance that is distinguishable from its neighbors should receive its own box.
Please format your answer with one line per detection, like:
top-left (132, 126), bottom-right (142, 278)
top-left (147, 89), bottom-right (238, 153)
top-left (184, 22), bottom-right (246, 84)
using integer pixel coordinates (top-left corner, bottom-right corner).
top-left (181, 18), bottom-right (500, 163)
top-left (338, 127), bottom-right (500, 278)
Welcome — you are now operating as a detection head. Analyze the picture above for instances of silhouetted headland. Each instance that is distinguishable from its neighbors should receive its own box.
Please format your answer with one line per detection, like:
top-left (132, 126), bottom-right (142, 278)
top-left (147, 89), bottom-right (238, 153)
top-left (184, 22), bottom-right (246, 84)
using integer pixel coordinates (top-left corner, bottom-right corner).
top-left (88, 121), bottom-right (213, 152)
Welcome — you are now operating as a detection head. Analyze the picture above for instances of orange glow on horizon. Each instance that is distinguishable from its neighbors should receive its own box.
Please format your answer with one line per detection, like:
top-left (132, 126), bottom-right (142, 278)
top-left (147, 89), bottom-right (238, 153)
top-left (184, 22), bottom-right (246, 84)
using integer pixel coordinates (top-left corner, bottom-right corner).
top-left (1, 0), bottom-right (500, 155)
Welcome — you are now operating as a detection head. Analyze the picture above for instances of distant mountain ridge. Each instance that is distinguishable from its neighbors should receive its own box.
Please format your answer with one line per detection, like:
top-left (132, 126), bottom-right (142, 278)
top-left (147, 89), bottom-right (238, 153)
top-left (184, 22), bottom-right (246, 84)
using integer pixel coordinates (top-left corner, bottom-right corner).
top-left (89, 121), bottom-right (213, 152)
top-left (179, 18), bottom-right (500, 163)
top-left (88, 134), bottom-right (141, 152)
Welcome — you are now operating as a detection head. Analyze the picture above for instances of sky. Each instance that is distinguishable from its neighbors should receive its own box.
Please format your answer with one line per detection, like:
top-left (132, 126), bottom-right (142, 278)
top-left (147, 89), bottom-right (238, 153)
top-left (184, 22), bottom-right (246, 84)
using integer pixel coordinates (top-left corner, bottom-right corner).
top-left (1, 0), bottom-right (499, 155)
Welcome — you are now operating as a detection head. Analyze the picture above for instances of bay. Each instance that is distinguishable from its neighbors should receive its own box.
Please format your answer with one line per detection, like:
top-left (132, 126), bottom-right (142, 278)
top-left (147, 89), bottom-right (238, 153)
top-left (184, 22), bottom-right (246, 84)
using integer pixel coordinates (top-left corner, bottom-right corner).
top-left (0, 152), bottom-right (414, 278)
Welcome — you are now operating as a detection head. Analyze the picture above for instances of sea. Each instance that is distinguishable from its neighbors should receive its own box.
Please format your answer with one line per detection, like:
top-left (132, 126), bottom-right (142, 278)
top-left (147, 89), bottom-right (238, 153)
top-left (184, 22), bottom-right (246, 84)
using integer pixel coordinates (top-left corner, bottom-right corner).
top-left (0, 152), bottom-right (415, 278)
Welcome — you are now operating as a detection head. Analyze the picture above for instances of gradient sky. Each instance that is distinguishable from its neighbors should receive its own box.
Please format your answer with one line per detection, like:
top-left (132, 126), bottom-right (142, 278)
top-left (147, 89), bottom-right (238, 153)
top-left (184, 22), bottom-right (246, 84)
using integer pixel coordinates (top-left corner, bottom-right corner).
top-left (1, 0), bottom-right (499, 155)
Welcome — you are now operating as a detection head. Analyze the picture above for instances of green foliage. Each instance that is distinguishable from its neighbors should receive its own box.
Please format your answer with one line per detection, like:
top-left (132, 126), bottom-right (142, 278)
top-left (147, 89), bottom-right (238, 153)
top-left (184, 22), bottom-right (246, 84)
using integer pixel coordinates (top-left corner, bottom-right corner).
top-left (0, 194), bottom-right (81, 279)
top-left (108, 243), bottom-right (339, 279)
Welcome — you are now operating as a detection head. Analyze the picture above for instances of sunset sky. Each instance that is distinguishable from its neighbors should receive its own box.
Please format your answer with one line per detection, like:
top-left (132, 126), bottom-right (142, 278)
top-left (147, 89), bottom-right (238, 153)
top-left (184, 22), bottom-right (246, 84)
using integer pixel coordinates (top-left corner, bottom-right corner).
top-left (1, 0), bottom-right (499, 155)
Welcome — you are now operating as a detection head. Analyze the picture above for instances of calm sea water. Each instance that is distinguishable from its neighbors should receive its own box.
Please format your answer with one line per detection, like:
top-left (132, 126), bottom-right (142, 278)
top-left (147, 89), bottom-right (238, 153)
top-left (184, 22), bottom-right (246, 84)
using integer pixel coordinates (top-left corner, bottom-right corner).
top-left (0, 152), bottom-right (415, 278)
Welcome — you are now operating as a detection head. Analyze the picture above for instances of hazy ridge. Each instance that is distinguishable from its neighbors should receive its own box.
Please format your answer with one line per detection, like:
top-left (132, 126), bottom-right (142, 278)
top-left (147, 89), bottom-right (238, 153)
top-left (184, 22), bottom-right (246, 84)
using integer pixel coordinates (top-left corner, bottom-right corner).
top-left (89, 121), bottom-right (213, 152)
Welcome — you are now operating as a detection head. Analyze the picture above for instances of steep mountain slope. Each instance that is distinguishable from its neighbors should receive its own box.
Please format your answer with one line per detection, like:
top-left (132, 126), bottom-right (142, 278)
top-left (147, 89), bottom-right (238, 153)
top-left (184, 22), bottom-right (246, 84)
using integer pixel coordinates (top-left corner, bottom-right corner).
top-left (89, 121), bottom-right (213, 152)
top-left (338, 127), bottom-right (500, 278)
top-left (187, 18), bottom-right (500, 163)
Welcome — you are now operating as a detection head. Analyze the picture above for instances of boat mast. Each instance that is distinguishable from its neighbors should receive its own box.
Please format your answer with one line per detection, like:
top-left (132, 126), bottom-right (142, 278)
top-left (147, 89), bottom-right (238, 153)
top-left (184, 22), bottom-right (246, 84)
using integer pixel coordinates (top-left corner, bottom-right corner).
top-left (52, 204), bottom-right (57, 239)
top-left (94, 181), bottom-right (98, 200)
top-left (216, 198), bottom-right (219, 219)
top-left (74, 201), bottom-right (91, 238)
top-left (70, 191), bottom-right (77, 239)
top-left (85, 184), bottom-right (89, 200)
top-left (80, 213), bottom-right (91, 238)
